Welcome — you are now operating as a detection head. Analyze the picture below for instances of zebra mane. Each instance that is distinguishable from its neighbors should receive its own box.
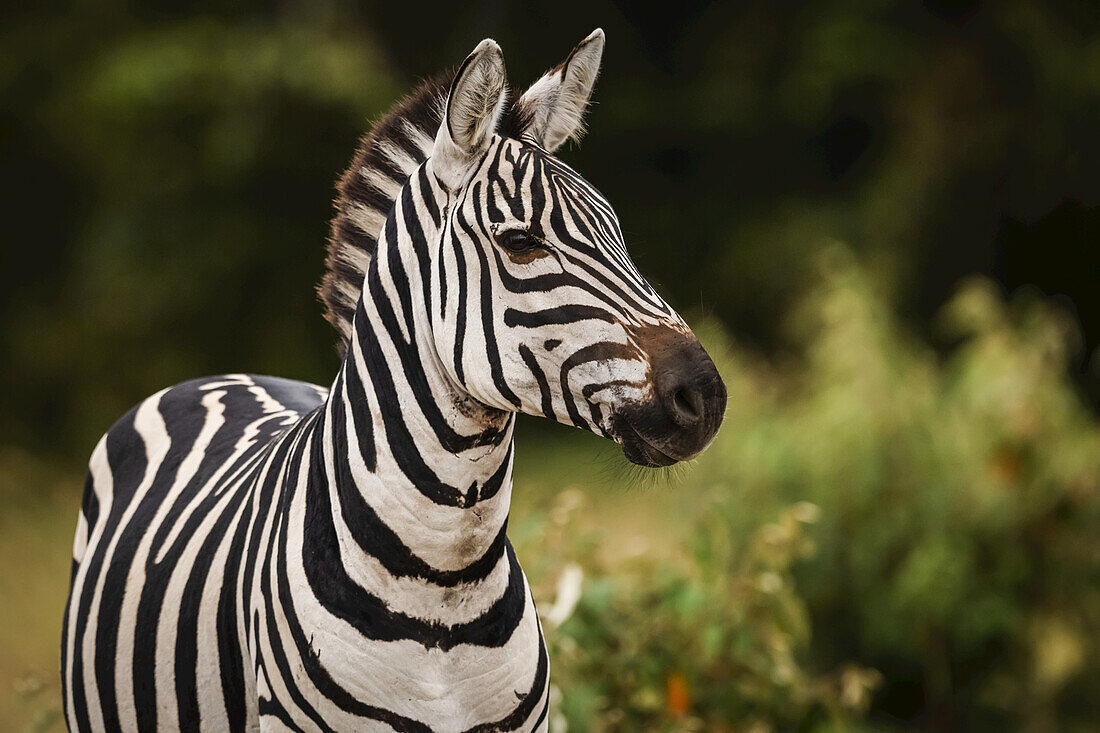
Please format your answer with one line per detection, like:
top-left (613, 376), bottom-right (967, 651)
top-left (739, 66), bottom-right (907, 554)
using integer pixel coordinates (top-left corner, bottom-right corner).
top-left (319, 74), bottom-right (534, 355)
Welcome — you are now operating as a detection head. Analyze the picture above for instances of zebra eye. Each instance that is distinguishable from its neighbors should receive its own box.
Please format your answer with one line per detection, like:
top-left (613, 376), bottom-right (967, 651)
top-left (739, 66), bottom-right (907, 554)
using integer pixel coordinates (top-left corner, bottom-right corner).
top-left (497, 229), bottom-right (539, 254)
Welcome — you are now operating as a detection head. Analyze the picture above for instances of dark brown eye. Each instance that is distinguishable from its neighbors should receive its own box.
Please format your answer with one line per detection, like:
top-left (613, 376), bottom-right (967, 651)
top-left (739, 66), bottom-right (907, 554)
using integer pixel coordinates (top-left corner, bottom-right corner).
top-left (498, 229), bottom-right (538, 253)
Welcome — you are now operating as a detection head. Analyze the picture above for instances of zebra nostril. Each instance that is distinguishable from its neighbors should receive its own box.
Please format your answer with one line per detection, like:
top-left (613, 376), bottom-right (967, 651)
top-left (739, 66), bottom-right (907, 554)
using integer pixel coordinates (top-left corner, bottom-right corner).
top-left (666, 382), bottom-right (704, 429)
top-left (656, 369), bottom-right (706, 430)
top-left (673, 388), bottom-right (700, 421)
top-left (631, 324), bottom-right (726, 443)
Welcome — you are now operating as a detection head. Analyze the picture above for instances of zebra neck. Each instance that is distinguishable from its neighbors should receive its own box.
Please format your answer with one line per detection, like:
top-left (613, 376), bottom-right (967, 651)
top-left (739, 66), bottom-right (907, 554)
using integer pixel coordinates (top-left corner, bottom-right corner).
top-left (315, 167), bottom-right (516, 592)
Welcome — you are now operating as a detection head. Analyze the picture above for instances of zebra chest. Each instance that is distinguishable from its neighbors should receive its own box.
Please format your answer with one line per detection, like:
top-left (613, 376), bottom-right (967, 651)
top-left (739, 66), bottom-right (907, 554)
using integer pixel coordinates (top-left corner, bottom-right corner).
top-left (248, 566), bottom-right (546, 730)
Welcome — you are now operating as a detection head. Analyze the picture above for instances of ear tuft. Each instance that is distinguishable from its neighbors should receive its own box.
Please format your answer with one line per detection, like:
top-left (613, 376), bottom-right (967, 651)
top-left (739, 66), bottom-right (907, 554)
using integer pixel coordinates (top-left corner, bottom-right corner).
top-left (518, 28), bottom-right (605, 152)
top-left (432, 39), bottom-right (508, 189)
top-left (446, 39), bottom-right (507, 151)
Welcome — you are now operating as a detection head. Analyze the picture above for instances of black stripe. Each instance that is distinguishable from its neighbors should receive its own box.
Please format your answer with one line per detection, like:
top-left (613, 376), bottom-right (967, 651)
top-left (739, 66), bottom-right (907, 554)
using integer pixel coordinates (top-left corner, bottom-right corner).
top-left (460, 632), bottom-right (549, 733)
top-left (519, 344), bottom-right (555, 421)
top-left (558, 341), bottom-right (640, 429)
top-left (339, 359), bottom-right (378, 472)
top-left (469, 181), bottom-right (522, 407)
top-left (326, 366), bottom-right (511, 583)
top-left (257, 424), bottom-right (332, 731)
top-left (86, 410), bottom-right (148, 733)
top-left (354, 297), bottom-right (484, 506)
top-left (504, 304), bottom-right (615, 329)
top-left (304, 439), bottom-right (526, 650)
top-left (367, 225), bottom-right (509, 456)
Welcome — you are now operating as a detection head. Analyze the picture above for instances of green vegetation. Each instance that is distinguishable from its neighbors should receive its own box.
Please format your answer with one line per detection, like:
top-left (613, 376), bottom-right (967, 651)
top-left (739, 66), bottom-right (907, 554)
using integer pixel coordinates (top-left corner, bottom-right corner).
top-left (3, 1), bottom-right (1099, 729)
top-left (512, 250), bottom-right (1100, 730)
top-left (3, 249), bottom-right (1098, 730)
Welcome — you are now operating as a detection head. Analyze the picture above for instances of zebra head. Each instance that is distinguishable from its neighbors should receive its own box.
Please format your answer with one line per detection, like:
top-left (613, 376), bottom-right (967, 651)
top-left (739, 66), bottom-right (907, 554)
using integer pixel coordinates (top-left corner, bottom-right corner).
top-left (424, 31), bottom-right (726, 467)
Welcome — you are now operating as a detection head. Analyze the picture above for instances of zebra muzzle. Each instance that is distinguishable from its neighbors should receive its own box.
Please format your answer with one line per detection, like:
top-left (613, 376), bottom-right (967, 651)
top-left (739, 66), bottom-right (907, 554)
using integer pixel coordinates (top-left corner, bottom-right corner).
top-left (612, 326), bottom-right (727, 467)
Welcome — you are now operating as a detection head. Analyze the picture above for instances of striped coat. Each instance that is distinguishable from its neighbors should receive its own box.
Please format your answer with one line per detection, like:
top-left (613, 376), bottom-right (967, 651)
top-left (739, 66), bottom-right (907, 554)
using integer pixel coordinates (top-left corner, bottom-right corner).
top-left (62, 30), bottom-right (725, 731)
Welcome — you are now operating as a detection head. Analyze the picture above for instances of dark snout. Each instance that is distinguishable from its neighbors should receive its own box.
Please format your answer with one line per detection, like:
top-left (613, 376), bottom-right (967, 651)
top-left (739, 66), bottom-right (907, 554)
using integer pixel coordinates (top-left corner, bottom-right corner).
top-left (614, 326), bottom-right (727, 468)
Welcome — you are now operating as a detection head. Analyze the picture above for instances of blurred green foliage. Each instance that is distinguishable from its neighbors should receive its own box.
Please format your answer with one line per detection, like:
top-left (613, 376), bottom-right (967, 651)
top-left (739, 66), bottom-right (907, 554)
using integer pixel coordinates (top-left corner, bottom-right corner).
top-left (511, 250), bottom-right (1100, 730)
top-left (2, 0), bottom-right (1099, 459)
top-left (2, 0), bottom-right (1099, 730)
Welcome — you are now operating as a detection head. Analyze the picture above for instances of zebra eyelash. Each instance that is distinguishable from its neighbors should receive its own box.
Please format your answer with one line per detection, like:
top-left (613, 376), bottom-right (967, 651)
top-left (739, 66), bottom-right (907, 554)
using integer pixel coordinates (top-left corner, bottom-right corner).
top-left (495, 228), bottom-right (543, 254)
top-left (489, 224), bottom-right (549, 256)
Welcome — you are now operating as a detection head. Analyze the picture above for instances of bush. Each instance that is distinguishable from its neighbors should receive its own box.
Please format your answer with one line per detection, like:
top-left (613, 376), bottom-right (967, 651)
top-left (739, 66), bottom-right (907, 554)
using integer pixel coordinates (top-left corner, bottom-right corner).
top-left (518, 246), bottom-right (1100, 731)
top-left (522, 492), bottom-right (878, 732)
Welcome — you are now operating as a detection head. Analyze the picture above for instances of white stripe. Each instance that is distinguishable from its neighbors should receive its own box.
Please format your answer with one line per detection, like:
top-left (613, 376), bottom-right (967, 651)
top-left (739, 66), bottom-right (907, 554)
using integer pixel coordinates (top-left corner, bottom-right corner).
top-left (346, 202), bottom-right (388, 242)
top-left (359, 165), bottom-right (402, 200)
top-left (194, 473), bottom-right (254, 731)
top-left (72, 510), bottom-right (88, 562)
top-left (315, 376), bottom-right (512, 625)
top-left (402, 119), bottom-right (436, 155)
top-left (377, 139), bottom-right (420, 178)
top-left (79, 389), bottom-right (169, 732)
top-left (113, 394), bottom-right (175, 732)
top-left (64, 433), bottom-right (113, 728)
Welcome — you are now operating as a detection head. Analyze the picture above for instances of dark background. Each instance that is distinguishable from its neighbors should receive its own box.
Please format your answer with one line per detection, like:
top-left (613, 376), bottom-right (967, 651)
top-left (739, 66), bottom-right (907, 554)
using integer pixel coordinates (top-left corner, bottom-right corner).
top-left (3, 0), bottom-right (1097, 462)
top-left (2, 1), bottom-right (1099, 729)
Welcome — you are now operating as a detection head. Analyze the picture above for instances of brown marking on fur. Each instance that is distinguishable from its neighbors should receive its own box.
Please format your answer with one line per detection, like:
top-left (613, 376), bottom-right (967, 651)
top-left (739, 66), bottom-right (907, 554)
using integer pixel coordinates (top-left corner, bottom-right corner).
top-left (624, 322), bottom-right (694, 369)
top-left (501, 246), bottom-right (554, 265)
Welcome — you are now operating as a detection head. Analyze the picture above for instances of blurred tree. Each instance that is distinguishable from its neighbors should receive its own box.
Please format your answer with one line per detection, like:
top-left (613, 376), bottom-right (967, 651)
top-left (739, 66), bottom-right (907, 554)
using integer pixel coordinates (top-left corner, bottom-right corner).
top-left (1, 0), bottom-right (1097, 453)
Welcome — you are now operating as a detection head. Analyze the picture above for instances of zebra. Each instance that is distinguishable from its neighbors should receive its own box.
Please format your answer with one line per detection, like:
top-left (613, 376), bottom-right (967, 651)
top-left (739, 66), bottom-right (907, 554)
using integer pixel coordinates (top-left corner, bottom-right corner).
top-left (60, 29), bottom-right (726, 731)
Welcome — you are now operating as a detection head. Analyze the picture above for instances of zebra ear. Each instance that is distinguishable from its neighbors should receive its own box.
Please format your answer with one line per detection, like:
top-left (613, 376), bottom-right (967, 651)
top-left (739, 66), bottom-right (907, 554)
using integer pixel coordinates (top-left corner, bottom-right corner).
top-left (518, 28), bottom-right (605, 152)
top-left (432, 38), bottom-right (508, 190)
